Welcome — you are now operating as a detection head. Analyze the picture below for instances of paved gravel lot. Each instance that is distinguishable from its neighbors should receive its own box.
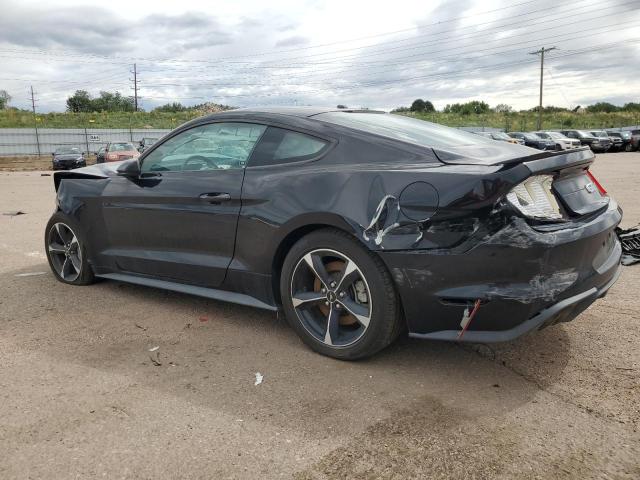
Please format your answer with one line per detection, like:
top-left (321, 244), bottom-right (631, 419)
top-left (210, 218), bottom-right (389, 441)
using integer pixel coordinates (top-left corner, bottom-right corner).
top-left (1, 153), bottom-right (639, 479)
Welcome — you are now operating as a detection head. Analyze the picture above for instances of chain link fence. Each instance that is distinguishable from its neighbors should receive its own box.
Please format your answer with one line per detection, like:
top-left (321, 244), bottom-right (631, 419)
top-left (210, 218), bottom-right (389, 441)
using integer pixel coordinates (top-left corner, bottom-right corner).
top-left (0, 128), bottom-right (170, 156)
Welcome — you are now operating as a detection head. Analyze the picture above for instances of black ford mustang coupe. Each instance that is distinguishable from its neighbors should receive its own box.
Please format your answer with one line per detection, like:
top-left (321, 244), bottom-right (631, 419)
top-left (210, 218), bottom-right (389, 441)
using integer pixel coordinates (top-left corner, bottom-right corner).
top-left (45, 107), bottom-right (622, 359)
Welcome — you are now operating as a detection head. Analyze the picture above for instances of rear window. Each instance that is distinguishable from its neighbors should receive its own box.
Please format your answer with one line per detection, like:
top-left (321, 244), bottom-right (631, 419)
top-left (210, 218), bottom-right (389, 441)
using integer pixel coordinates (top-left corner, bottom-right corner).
top-left (249, 127), bottom-right (328, 166)
top-left (110, 143), bottom-right (135, 151)
top-left (314, 112), bottom-right (495, 148)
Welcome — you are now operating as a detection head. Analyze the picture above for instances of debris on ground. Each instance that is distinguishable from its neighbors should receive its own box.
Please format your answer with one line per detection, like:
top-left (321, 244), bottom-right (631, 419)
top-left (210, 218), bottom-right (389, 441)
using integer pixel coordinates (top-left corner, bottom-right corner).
top-left (148, 346), bottom-right (162, 366)
top-left (254, 372), bottom-right (264, 386)
top-left (199, 316), bottom-right (209, 322)
top-left (616, 226), bottom-right (640, 265)
top-left (134, 323), bottom-right (148, 331)
top-left (14, 271), bottom-right (46, 277)
top-left (40, 173), bottom-right (51, 176)
top-left (3, 211), bottom-right (25, 216)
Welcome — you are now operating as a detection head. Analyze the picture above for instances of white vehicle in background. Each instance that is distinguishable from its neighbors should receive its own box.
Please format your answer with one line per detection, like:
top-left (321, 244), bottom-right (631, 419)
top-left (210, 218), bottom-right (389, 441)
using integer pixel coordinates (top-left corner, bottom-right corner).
top-left (534, 131), bottom-right (581, 150)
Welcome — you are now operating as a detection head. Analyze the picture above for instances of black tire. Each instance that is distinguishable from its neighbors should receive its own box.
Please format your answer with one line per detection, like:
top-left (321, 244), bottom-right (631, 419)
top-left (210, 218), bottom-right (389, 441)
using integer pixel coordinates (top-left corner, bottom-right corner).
top-left (45, 211), bottom-right (95, 285)
top-left (280, 228), bottom-right (403, 360)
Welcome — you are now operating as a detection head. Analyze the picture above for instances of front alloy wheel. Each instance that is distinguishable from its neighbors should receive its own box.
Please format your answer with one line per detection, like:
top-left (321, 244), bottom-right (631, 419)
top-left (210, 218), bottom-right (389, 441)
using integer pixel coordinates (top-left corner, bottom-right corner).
top-left (45, 212), bottom-right (95, 285)
top-left (48, 222), bottom-right (83, 282)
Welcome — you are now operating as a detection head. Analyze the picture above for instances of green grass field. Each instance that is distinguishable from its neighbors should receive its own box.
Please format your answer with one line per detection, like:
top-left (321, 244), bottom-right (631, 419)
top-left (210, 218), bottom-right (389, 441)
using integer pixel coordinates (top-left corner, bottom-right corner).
top-left (401, 110), bottom-right (640, 131)
top-left (0, 109), bottom-right (638, 131)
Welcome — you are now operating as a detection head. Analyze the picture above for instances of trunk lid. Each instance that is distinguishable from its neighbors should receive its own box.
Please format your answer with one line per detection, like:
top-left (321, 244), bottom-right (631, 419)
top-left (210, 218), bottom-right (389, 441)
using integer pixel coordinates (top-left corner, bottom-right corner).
top-left (433, 144), bottom-right (608, 217)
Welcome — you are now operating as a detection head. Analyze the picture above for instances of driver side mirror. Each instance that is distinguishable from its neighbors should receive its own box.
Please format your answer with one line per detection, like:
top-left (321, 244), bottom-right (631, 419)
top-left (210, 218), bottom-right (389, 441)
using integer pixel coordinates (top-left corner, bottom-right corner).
top-left (116, 159), bottom-right (141, 178)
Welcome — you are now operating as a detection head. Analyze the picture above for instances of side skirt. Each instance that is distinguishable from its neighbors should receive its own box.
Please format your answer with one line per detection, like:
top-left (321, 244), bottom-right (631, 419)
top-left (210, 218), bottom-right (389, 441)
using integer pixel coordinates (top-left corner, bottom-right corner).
top-left (97, 273), bottom-right (278, 311)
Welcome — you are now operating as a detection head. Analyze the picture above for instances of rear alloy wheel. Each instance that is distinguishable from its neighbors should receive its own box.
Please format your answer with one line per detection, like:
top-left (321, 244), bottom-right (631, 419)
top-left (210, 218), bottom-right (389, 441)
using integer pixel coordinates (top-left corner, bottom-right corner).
top-left (45, 213), bottom-right (95, 285)
top-left (291, 249), bottom-right (372, 347)
top-left (281, 228), bottom-right (402, 359)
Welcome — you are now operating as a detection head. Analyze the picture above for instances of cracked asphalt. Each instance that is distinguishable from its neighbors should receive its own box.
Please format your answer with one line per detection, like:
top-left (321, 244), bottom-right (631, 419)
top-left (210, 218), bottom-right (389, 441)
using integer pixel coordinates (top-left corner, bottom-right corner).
top-left (0, 153), bottom-right (639, 479)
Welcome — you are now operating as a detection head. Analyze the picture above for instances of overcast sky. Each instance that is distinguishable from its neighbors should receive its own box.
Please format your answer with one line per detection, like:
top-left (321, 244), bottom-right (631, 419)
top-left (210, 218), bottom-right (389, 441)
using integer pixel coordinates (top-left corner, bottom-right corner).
top-left (0, 0), bottom-right (639, 112)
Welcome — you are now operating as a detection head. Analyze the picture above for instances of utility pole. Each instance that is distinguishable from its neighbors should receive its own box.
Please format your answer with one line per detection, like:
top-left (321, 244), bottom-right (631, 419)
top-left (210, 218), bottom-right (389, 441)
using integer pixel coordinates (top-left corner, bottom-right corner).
top-left (529, 46), bottom-right (556, 130)
top-left (30, 85), bottom-right (41, 156)
top-left (130, 63), bottom-right (139, 111)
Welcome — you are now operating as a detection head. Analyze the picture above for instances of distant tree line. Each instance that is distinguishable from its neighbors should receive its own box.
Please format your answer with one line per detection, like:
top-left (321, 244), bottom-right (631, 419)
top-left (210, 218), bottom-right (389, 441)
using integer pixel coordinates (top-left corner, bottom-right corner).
top-left (66, 90), bottom-right (135, 112)
top-left (393, 99), bottom-right (640, 115)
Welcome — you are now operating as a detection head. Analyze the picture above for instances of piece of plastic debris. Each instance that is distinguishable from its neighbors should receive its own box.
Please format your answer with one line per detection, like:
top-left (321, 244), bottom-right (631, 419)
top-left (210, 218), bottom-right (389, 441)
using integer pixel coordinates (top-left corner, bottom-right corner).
top-left (199, 316), bottom-right (208, 322)
top-left (617, 226), bottom-right (640, 266)
top-left (457, 299), bottom-right (482, 340)
top-left (14, 271), bottom-right (46, 277)
top-left (254, 372), bottom-right (264, 386)
top-left (148, 346), bottom-right (162, 366)
top-left (134, 323), bottom-right (148, 331)
top-left (40, 173), bottom-right (51, 176)
top-left (3, 211), bottom-right (25, 216)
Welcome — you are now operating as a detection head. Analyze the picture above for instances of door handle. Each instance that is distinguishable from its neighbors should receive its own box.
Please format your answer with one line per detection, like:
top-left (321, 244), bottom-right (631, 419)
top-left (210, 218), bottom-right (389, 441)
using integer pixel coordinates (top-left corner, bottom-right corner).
top-left (199, 192), bottom-right (231, 202)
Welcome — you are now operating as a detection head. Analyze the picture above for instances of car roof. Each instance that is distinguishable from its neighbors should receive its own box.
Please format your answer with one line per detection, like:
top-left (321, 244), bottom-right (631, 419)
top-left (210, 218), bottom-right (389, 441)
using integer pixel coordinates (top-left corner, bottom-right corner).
top-left (201, 106), bottom-right (385, 120)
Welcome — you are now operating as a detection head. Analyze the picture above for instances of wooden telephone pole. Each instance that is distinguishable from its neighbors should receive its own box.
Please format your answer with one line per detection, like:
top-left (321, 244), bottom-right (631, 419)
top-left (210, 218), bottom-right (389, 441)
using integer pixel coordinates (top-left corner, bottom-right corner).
top-left (529, 46), bottom-right (556, 130)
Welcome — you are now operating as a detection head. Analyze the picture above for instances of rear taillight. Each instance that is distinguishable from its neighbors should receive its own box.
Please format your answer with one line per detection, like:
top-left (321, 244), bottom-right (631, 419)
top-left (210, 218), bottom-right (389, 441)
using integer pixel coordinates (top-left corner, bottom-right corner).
top-left (506, 175), bottom-right (563, 220)
top-left (587, 170), bottom-right (607, 196)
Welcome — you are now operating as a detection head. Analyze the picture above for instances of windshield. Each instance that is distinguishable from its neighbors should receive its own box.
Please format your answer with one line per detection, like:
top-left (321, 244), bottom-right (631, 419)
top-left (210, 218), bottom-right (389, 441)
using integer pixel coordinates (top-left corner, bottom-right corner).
top-left (314, 112), bottom-right (497, 147)
top-left (492, 132), bottom-right (511, 140)
top-left (591, 131), bottom-right (608, 138)
top-left (534, 132), bottom-right (550, 139)
top-left (545, 132), bottom-right (565, 139)
top-left (575, 130), bottom-right (593, 138)
top-left (110, 143), bottom-right (135, 151)
top-left (523, 133), bottom-right (542, 140)
top-left (55, 147), bottom-right (80, 155)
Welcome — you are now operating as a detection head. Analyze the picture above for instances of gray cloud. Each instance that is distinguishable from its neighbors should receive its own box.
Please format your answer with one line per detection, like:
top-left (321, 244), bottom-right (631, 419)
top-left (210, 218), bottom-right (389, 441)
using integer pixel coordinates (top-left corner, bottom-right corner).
top-left (0, 0), bottom-right (638, 112)
top-left (275, 36), bottom-right (310, 48)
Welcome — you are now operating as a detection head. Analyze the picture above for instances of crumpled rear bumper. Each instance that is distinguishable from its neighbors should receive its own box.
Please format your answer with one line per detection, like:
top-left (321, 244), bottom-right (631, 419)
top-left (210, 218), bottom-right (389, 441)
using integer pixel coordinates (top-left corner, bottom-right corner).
top-left (379, 201), bottom-right (623, 342)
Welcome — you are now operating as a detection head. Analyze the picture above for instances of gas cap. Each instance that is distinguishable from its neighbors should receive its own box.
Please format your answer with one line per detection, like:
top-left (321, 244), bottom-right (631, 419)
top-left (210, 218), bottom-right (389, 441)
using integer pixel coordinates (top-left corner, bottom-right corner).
top-left (399, 181), bottom-right (439, 221)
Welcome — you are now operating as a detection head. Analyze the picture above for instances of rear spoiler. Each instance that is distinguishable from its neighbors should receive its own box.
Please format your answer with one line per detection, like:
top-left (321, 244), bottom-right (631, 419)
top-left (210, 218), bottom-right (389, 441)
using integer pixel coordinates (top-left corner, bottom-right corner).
top-left (433, 144), bottom-right (593, 168)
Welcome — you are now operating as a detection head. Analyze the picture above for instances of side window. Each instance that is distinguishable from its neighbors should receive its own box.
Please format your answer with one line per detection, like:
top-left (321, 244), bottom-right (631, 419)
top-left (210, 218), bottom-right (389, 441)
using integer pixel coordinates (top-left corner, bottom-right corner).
top-left (249, 127), bottom-right (328, 167)
top-left (141, 122), bottom-right (266, 173)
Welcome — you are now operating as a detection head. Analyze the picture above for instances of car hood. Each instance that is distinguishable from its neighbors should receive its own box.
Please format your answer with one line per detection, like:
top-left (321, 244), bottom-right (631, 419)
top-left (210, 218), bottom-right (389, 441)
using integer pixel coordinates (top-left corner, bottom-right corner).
top-left (432, 143), bottom-right (593, 166)
top-left (52, 160), bottom-right (127, 190)
top-left (54, 154), bottom-right (83, 161)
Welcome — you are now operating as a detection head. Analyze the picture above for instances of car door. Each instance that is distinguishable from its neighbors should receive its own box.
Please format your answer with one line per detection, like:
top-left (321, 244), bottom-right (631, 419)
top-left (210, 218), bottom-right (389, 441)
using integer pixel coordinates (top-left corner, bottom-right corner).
top-left (99, 122), bottom-right (267, 287)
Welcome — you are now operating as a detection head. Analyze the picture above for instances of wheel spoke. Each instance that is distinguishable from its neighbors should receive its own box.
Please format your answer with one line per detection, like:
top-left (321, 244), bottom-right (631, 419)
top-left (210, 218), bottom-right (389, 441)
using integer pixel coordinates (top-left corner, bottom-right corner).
top-left (335, 259), bottom-right (359, 292)
top-left (55, 223), bottom-right (71, 244)
top-left (324, 305), bottom-right (341, 346)
top-left (339, 299), bottom-right (371, 328)
top-left (61, 257), bottom-right (71, 279)
top-left (69, 252), bottom-right (81, 273)
top-left (48, 242), bottom-right (66, 254)
top-left (303, 252), bottom-right (331, 287)
top-left (292, 291), bottom-right (325, 308)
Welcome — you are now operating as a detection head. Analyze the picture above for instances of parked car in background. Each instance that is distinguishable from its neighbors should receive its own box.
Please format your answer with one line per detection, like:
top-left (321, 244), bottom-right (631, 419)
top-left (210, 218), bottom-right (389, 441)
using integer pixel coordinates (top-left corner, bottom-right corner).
top-left (475, 131), bottom-right (522, 145)
top-left (627, 129), bottom-right (640, 151)
top-left (51, 147), bottom-right (86, 170)
top-left (560, 130), bottom-right (611, 153)
top-left (591, 130), bottom-right (621, 152)
top-left (102, 142), bottom-right (140, 163)
top-left (507, 132), bottom-right (555, 150)
top-left (606, 130), bottom-right (632, 152)
top-left (45, 107), bottom-right (622, 359)
top-left (138, 137), bottom-right (158, 153)
top-left (96, 146), bottom-right (106, 164)
top-left (534, 131), bottom-right (581, 150)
